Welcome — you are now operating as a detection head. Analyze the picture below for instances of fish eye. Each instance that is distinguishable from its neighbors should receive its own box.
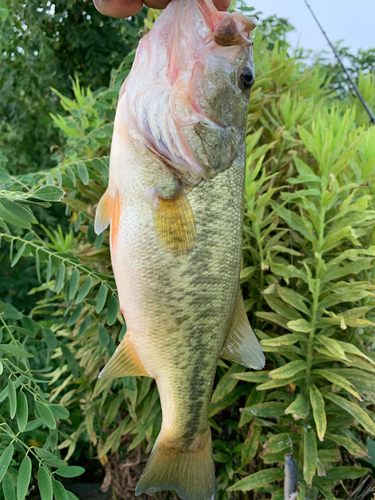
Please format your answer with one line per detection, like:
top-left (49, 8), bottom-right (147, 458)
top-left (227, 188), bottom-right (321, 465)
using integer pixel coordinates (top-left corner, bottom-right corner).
top-left (239, 66), bottom-right (255, 90)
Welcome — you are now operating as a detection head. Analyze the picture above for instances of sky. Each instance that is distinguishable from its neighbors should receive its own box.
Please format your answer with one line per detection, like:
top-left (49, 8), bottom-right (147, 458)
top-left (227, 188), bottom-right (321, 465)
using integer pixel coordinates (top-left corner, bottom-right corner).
top-left (250, 0), bottom-right (375, 55)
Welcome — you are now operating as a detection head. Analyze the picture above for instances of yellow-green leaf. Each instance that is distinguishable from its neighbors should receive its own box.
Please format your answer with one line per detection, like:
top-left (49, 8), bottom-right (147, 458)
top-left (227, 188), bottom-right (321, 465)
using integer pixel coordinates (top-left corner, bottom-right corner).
top-left (326, 433), bottom-right (368, 458)
top-left (241, 424), bottom-right (262, 468)
top-left (228, 468), bottom-right (284, 491)
top-left (287, 319), bottom-right (313, 333)
top-left (278, 287), bottom-right (310, 315)
top-left (285, 395), bottom-right (309, 420)
top-left (322, 391), bottom-right (375, 436)
top-left (309, 385), bottom-right (326, 441)
top-left (303, 427), bottom-right (317, 485)
top-left (313, 369), bottom-right (361, 400)
top-left (316, 335), bottom-right (349, 362)
top-left (261, 333), bottom-right (306, 347)
top-left (270, 360), bottom-right (307, 379)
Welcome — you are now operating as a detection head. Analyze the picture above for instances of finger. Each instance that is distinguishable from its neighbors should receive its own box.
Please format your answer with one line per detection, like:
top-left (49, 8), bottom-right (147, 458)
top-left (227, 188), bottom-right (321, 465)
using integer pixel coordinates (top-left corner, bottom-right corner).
top-left (143, 0), bottom-right (170, 8)
top-left (213, 0), bottom-right (230, 11)
top-left (93, 0), bottom-right (143, 17)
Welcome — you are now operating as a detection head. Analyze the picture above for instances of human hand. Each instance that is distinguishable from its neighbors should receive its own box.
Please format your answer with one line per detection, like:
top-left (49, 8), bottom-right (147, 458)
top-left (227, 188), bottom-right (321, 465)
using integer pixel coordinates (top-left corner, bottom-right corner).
top-left (93, 0), bottom-right (231, 18)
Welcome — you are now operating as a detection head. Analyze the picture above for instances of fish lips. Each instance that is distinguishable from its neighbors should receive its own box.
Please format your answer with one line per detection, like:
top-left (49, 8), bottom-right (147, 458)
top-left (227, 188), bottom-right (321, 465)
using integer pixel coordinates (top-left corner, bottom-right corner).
top-left (191, 118), bottom-right (244, 176)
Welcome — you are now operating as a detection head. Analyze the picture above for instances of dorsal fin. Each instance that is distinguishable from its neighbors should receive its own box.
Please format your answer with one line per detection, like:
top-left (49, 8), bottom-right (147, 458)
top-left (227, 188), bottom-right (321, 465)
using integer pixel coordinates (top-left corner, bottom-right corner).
top-left (221, 292), bottom-right (265, 370)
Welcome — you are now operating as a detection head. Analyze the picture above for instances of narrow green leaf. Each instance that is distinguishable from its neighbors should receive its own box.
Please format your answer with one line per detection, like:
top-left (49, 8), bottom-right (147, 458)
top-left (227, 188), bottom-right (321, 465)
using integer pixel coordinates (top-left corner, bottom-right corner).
top-left (56, 170), bottom-right (62, 188)
top-left (12, 326), bottom-right (35, 338)
top-left (98, 325), bottom-right (109, 346)
top-left (256, 373), bottom-right (305, 391)
top-left (3, 473), bottom-right (15, 500)
top-left (287, 319), bottom-right (313, 333)
top-left (17, 456), bottom-right (31, 500)
top-left (326, 433), bottom-right (368, 458)
top-left (16, 392), bottom-right (28, 432)
top-left (228, 468), bottom-right (284, 491)
top-left (264, 433), bottom-right (295, 453)
top-left (271, 202), bottom-right (313, 241)
top-left (0, 199), bottom-right (34, 229)
top-left (77, 163), bottom-right (89, 185)
top-left (261, 333), bottom-right (306, 347)
top-left (49, 404), bottom-right (70, 420)
top-left (7, 379), bottom-right (16, 419)
top-left (42, 328), bottom-right (57, 349)
top-left (76, 276), bottom-right (93, 304)
top-left (303, 427), bottom-right (317, 485)
top-left (316, 335), bottom-right (349, 362)
top-left (322, 391), bottom-right (375, 436)
top-left (22, 316), bottom-right (35, 335)
top-left (66, 492), bottom-right (80, 500)
top-left (46, 255), bottom-right (52, 284)
top-left (0, 344), bottom-right (33, 358)
top-left (313, 369), bottom-right (361, 400)
top-left (96, 283), bottom-right (108, 313)
top-left (36, 402), bottom-right (56, 430)
top-left (0, 444), bottom-right (14, 482)
top-left (65, 166), bottom-right (76, 187)
top-left (38, 467), bottom-right (52, 500)
top-left (335, 340), bottom-right (375, 367)
top-left (309, 385), bottom-right (326, 441)
top-left (107, 295), bottom-right (119, 325)
top-left (32, 186), bottom-right (65, 202)
top-left (34, 448), bottom-right (67, 468)
top-left (87, 223), bottom-right (96, 244)
top-left (61, 345), bottom-right (79, 379)
top-left (285, 395), bottom-right (309, 420)
top-left (52, 480), bottom-right (69, 500)
top-left (78, 316), bottom-right (90, 338)
top-left (264, 296), bottom-right (302, 321)
top-left (11, 244), bottom-right (26, 268)
top-left (68, 304), bottom-right (83, 327)
top-left (103, 394), bottom-right (123, 428)
top-left (68, 269), bottom-right (80, 301)
top-left (54, 466), bottom-right (85, 478)
top-left (118, 323), bottom-right (127, 341)
top-left (269, 360), bottom-right (307, 379)
top-left (278, 287), bottom-right (310, 315)
top-left (241, 402), bottom-right (288, 417)
top-left (54, 264), bottom-right (65, 294)
top-left (323, 466), bottom-right (368, 482)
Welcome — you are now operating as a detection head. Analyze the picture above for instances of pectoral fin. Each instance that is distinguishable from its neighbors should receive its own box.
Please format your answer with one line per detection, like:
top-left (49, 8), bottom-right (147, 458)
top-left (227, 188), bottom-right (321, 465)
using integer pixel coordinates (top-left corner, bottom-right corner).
top-left (98, 332), bottom-right (150, 379)
top-left (94, 189), bottom-right (121, 252)
top-left (221, 292), bottom-right (265, 370)
top-left (153, 184), bottom-right (196, 254)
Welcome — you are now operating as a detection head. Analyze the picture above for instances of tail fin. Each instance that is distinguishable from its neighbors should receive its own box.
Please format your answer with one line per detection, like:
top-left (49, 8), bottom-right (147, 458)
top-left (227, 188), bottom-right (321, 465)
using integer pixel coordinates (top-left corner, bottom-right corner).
top-left (135, 429), bottom-right (215, 500)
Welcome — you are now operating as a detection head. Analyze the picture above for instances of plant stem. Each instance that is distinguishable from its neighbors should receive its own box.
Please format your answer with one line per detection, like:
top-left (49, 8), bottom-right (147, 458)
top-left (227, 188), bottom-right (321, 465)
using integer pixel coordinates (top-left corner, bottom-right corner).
top-left (305, 185), bottom-right (327, 385)
top-left (0, 232), bottom-right (117, 297)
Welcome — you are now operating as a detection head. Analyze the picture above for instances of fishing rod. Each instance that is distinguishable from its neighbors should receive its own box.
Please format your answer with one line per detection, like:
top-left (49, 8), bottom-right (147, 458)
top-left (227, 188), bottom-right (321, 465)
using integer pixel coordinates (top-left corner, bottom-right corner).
top-left (302, 0), bottom-right (375, 125)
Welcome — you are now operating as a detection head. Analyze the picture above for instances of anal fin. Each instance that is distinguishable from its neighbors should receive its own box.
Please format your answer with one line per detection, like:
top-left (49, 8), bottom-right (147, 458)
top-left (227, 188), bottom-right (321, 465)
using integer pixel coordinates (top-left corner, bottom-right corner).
top-left (98, 332), bottom-right (149, 379)
top-left (221, 292), bottom-right (265, 370)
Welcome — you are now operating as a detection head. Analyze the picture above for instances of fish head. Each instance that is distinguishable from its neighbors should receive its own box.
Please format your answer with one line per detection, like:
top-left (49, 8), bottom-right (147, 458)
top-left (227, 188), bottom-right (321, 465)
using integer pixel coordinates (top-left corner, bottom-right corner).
top-left (123, 0), bottom-right (257, 180)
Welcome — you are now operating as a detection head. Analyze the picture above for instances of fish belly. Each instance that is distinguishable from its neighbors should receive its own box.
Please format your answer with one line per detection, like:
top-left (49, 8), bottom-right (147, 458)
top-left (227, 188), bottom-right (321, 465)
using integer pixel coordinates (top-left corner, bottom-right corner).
top-left (112, 143), bottom-right (245, 443)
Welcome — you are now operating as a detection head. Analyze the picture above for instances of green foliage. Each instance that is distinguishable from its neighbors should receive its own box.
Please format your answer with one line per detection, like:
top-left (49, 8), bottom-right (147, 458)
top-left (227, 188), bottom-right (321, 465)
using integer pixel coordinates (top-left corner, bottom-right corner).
top-left (0, 0), bottom-right (145, 174)
top-left (0, 11), bottom-right (375, 500)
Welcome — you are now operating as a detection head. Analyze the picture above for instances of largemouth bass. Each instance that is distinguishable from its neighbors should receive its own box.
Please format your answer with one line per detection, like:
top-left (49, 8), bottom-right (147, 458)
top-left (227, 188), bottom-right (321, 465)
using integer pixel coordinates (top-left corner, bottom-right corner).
top-left (94, 0), bottom-right (265, 498)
